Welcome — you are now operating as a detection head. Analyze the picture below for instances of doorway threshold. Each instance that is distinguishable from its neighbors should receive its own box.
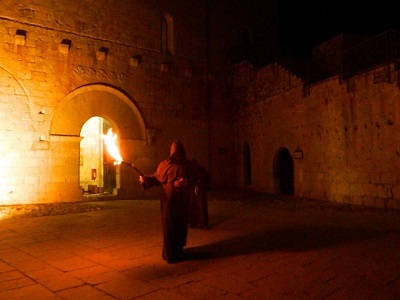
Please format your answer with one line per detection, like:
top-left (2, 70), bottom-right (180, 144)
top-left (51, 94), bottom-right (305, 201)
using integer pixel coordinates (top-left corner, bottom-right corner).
top-left (83, 193), bottom-right (118, 201)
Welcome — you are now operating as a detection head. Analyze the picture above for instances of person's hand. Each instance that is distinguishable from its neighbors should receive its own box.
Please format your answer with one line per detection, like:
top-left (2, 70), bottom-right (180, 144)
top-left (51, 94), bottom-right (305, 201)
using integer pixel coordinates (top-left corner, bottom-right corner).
top-left (174, 177), bottom-right (184, 188)
top-left (139, 175), bottom-right (144, 184)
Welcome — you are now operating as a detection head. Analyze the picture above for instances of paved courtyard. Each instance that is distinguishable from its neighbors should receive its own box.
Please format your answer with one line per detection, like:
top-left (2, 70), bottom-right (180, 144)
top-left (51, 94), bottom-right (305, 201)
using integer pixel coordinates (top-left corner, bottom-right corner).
top-left (0, 191), bottom-right (399, 299)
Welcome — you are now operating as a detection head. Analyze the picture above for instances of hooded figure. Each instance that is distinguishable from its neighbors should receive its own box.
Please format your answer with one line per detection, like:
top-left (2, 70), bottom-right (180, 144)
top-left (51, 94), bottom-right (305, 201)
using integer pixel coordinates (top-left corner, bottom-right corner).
top-left (140, 139), bottom-right (195, 263)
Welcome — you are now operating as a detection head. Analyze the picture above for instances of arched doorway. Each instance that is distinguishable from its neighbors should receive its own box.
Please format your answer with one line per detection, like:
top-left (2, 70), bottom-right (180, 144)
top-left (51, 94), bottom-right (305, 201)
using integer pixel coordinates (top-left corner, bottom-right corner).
top-left (273, 147), bottom-right (294, 194)
top-left (80, 117), bottom-right (117, 195)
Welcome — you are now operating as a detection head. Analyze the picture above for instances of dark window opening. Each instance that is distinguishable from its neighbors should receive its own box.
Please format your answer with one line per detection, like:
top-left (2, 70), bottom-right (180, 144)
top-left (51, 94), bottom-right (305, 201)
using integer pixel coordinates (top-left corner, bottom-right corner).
top-left (243, 142), bottom-right (252, 185)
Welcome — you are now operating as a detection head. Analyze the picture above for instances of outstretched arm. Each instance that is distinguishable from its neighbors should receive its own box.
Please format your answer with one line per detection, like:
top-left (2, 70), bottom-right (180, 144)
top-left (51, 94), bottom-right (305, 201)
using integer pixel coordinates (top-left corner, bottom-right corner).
top-left (139, 175), bottom-right (161, 189)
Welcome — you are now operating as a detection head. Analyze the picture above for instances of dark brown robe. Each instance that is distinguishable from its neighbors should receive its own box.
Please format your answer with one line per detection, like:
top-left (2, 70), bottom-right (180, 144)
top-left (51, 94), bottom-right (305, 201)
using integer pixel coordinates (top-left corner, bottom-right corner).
top-left (142, 140), bottom-right (195, 263)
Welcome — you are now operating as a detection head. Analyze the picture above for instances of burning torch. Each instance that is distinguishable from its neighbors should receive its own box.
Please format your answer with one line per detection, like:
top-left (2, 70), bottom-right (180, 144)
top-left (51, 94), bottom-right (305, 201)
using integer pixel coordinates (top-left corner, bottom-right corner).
top-left (103, 128), bottom-right (146, 184)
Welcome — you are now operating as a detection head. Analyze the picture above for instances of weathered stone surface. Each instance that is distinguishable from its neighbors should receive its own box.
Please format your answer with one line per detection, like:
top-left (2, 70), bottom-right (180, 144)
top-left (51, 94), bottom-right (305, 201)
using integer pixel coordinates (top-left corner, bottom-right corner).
top-left (0, 0), bottom-right (210, 204)
top-left (233, 60), bottom-right (400, 208)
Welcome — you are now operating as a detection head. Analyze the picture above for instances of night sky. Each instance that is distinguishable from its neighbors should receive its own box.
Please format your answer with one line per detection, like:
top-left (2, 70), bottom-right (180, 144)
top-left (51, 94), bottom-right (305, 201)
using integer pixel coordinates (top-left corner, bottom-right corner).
top-left (278, 0), bottom-right (400, 57)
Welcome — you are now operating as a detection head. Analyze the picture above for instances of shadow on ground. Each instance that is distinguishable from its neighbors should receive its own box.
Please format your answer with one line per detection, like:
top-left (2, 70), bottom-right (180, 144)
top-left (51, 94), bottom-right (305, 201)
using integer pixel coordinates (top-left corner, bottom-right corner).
top-left (185, 224), bottom-right (382, 260)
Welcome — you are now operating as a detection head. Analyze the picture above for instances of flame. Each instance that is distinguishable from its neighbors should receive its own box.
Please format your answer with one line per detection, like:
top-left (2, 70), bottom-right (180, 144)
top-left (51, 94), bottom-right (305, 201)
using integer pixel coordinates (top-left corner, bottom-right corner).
top-left (103, 128), bottom-right (123, 165)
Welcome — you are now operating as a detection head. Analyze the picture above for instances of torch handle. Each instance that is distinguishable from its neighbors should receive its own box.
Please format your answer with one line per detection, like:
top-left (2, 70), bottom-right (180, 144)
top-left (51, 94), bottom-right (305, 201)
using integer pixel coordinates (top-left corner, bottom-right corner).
top-left (121, 161), bottom-right (145, 177)
top-left (121, 161), bottom-right (147, 189)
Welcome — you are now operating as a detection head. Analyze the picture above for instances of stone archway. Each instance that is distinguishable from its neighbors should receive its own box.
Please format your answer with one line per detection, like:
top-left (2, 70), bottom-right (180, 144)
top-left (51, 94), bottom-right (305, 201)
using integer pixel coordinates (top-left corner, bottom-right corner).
top-left (50, 84), bottom-right (146, 139)
top-left (49, 83), bottom-right (148, 201)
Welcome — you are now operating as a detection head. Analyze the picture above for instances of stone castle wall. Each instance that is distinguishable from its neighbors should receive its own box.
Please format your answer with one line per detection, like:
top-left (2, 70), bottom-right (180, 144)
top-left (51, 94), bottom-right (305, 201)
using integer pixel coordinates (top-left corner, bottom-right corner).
top-left (234, 61), bottom-right (400, 208)
top-left (0, 0), bottom-right (210, 204)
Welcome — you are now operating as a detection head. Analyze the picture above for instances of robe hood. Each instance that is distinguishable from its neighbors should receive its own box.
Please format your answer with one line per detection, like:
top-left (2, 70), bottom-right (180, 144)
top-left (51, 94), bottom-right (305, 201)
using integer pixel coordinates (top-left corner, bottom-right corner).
top-left (169, 139), bottom-right (186, 163)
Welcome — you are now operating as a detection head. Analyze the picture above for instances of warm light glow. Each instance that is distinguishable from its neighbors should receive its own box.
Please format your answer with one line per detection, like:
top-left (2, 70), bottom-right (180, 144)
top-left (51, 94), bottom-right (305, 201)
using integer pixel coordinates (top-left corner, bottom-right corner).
top-left (102, 128), bottom-right (123, 164)
top-left (0, 208), bottom-right (11, 220)
top-left (0, 152), bottom-right (16, 205)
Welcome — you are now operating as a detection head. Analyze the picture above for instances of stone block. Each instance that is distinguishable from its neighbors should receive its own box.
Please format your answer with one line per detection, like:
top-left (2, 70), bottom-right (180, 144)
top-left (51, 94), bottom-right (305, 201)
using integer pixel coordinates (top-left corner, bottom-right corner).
top-left (350, 195), bottom-right (363, 205)
top-left (391, 185), bottom-right (400, 199)
top-left (364, 183), bottom-right (377, 197)
top-left (31, 141), bottom-right (50, 150)
top-left (380, 172), bottom-right (397, 184)
top-left (376, 184), bottom-right (393, 198)
top-left (349, 183), bottom-right (365, 196)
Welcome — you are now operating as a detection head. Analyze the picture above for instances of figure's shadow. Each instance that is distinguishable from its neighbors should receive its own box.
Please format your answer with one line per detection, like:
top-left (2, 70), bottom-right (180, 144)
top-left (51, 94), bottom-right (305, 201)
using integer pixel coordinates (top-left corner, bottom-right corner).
top-left (185, 224), bottom-right (381, 260)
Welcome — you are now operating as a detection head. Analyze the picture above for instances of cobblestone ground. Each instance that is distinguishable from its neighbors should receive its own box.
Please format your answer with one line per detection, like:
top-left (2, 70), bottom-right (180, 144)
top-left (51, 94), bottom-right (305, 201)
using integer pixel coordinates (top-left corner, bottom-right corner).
top-left (0, 201), bottom-right (117, 219)
top-left (0, 190), bottom-right (388, 219)
top-left (0, 190), bottom-right (399, 299)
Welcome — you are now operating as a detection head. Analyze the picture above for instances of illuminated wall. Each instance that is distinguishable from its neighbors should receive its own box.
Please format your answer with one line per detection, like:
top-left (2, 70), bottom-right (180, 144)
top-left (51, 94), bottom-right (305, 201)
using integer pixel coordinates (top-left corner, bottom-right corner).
top-left (0, 0), bottom-right (210, 204)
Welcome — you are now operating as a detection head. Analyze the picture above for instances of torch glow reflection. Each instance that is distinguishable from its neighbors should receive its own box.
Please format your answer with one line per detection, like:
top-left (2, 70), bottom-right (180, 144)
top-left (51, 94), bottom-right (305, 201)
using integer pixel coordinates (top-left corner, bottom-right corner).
top-left (102, 128), bottom-right (123, 165)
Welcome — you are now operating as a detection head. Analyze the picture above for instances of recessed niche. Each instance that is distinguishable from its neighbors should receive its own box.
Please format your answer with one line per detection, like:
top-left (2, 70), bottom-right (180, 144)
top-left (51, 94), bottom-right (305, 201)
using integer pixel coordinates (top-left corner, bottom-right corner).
top-left (129, 55), bottom-right (141, 69)
top-left (59, 39), bottom-right (72, 54)
top-left (96, 47), bottom-right (109, 61)
top-left (160, 62), bottom-right (169, 72)
top-left (15, 29), bottom-right (27, 46)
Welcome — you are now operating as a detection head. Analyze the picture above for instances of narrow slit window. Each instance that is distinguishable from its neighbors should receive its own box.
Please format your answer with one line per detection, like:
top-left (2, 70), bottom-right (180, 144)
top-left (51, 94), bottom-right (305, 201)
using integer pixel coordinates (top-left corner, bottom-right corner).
top-left (161, 14), bottom-right (174, 55)
top-left (244, 142), bottom-right (252, 185)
